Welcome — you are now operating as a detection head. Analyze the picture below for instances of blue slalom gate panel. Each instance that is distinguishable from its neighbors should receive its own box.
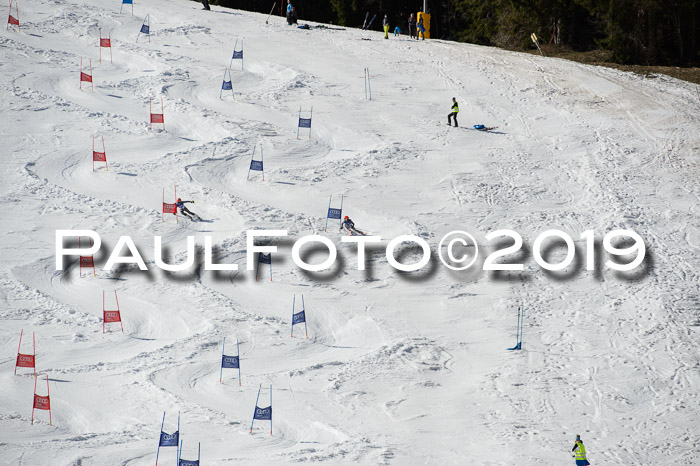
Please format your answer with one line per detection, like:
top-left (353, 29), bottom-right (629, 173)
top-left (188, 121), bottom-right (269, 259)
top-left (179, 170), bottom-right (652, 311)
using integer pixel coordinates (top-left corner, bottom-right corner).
top-left (232, 50), bottom-right (243, 59)
top-left (253, 406), bottom-right (272, 420)
top-left (258, 253), bottom-right (271, 264)
top-left (222, 80), bottom-right (232, 90)
top-left (292, 310), bottom-right (306, 325)
top-left (159, 430), bottom-right (179, 447)
top-left (327, 207), bottom-right (342, 219)
top-left (221, 355), bottom-right (239, 369)
top-left (298, 118), bottom-right (312, 128)
top-left (140, 24), bottom-right (149, 34)
top-left (250, 160), bottom-right (263, 171)
top-left (122, 0), bottom-right (133, 4)
top-left (179, 460), bottom-right (199, 466)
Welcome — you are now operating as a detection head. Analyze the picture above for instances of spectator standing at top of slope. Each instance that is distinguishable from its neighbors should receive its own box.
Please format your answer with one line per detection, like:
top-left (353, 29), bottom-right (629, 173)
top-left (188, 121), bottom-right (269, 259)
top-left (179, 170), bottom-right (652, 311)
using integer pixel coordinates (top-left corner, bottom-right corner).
top-left (286, 0), bottom-right (293, 25)
top-left (383, 15), bottom-right (390, 39)
top-left (290, 7), bottom-right (298, 24)
top-left (408, 14), bottom-right (416, 39)
top-left (201, 0), bottom-right (210, 10)
top-left (447, 97), bottom-right (459, 127)
top-left (417, 15), bottom-right (425, 40)
top-left (571, 435), bottom-right (590, 466)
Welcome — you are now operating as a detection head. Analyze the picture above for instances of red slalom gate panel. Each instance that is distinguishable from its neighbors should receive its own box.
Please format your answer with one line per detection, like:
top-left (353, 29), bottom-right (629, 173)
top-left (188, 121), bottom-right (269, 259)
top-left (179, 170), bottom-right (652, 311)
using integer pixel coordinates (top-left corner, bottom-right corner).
top-left (103, 290), bottom-right (124, 333)
top-left (80, 58), bottom-right (93, 91)
top-left (92, 136), bottom-right (108, 171)
top-left (7, 0), bottom-right (19, 31)
top-left (162, 185), bottom-right (178, 223)
top-left (104, 311), bottom-right (122, 323)
top-left (79, 237), bottom-right (96, 277)
top-left (149, 97), bottom-right (165, 130)
top-left (33, 394), bottom-right (50, 410)
top-left (15, 329), bottom-right (36, 375)
top-left (31, 374), bottom-right (52, 425)
top-left (99, 29), bottom-right (112, 63)
top-left (16, 353), bottom-right (35, 368)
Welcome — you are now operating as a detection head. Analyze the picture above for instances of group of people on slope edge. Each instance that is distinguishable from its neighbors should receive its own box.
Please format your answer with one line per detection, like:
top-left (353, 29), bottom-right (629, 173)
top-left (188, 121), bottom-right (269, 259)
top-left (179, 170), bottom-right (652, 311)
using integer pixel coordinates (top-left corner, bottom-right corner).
top-left (407, 13), bottom-right (426, 40)
top-left (384, 13), bottom-right (427, 40)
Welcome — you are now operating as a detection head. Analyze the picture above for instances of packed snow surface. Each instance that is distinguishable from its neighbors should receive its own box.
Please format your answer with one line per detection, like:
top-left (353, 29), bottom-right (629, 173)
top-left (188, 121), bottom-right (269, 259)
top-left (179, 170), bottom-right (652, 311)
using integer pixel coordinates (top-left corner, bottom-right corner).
top-left (1, 0), bottom-right (699, 464)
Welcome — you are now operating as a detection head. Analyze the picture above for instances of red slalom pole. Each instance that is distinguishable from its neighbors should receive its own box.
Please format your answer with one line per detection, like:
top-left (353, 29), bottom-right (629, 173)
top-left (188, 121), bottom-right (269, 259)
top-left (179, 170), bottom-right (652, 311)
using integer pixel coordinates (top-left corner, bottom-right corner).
top-left (115, 290), bottom-right (123, 332)
top-left (46, 375), bottom-right (52, 425)
top-left (31, 374), bottom-right (37, 424)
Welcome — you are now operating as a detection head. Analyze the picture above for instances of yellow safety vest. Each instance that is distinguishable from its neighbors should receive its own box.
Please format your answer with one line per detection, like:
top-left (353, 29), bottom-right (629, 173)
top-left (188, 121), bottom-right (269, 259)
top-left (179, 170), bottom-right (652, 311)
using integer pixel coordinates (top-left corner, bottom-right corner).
top-left (574, 441), bottom-right (587, 460)
top-left (451, 102), bottom-right (459, 113)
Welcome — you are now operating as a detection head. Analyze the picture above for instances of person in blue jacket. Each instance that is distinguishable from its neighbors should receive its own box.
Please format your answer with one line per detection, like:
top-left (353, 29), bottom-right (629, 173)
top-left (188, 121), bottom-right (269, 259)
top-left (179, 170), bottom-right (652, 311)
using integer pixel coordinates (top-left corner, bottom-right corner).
top-left (286, 0), bottom-right (293, 25)
top-left (417, 15), bottom-right (425, 40)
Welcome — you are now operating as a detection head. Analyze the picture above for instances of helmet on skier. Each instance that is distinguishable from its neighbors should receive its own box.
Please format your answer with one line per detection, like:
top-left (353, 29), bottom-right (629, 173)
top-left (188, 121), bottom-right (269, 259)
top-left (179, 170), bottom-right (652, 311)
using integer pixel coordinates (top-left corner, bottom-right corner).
top-left (344, 216), bottom-right (349, 219)
top-left (177, 198), bottom-right (181, 202)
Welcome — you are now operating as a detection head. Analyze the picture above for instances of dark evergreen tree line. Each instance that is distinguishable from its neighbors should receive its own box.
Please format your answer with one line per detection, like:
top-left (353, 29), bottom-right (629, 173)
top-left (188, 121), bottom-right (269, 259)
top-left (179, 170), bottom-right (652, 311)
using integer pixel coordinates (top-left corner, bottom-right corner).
top-left (200, 0), bottom-right (699, 66)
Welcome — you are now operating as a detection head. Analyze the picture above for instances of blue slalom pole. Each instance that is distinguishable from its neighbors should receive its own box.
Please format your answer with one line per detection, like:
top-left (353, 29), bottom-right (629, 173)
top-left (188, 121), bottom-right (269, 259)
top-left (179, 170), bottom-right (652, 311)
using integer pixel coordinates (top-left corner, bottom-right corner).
top-left (237, 338), bottom-right (241, 386)
top-left (302, 294), bottom-right (308, 338)
top-left (155, 411), bottom-right (165, 466)
top-left (229, 39), bottom-right (238, 69)
top-left (296, 107), bottom-right (301, 140)
top-left (269, 384), bottom-right (273, 435)
top-left (178, 439), bottom-right (182, 465)
top-left (324, 195), bottom-right (332, 232)
top-left (219, 68), bottom-right (227, 99)
top-left (308, 107), bottom-right (313, 139)
top-left (247, 146), bottom-right (255, 181)
top-left (260, 146), bottom-right (264, 181)
top-left (519, 305), bottom-right (524, 349)
top-left (291, 295), bottom-right (296, 337)
top-left (219, 337), bottom-right (225, 383)
top-left (250, 384), bottom-right (261, 433)
top-left (338, 195), bottom-right (343, 229)
top-left (507, 306), bottom-right (522, 351)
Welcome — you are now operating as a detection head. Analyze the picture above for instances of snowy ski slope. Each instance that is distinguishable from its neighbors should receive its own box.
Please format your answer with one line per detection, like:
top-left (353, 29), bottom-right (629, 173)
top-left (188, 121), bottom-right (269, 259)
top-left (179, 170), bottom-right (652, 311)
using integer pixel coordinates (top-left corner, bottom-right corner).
top-left (1, 0), bottom-right (699, 464)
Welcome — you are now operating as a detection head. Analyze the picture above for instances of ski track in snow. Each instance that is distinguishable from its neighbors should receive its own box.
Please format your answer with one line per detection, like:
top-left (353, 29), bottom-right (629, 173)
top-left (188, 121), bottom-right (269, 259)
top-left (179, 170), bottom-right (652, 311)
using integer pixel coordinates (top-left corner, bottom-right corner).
top-left (1, 0), bottom-right (699, 464)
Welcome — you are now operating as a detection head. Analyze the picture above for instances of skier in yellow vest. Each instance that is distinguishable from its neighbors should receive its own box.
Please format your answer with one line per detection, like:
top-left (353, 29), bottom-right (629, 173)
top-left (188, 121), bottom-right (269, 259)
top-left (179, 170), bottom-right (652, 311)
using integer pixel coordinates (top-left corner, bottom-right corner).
top-left (447, 97), bottom-right (459, 127)
top-left (572, 435), bottom-right (590, 465)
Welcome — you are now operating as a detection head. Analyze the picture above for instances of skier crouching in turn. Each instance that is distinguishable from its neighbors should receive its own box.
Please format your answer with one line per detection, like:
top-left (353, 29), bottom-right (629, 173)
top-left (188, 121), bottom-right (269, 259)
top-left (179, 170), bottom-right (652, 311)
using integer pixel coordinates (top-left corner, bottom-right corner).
top-left (448, 97), bottom-right (459, 127)
top-left (340, 216), bottom-right (365, 236)
top-left (571, 435), bottom-right (590, 465)
top-left (176, 198), bottom-right (197, 220)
